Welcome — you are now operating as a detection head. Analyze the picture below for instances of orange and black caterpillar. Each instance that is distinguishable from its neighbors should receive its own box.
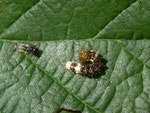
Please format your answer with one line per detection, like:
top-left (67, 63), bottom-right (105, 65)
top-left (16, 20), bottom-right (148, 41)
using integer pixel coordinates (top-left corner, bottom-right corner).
top-left (66, 50), bottom-right (104, 77)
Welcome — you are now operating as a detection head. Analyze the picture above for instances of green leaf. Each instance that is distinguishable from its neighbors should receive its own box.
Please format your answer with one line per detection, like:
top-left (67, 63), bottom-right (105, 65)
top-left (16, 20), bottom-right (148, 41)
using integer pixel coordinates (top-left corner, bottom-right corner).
top-left (0, 0), bottom-right (136, 40)
top-left (0, 0), bottom-right (150, 113)
top-left (95, 0), bottom-right (150, 39)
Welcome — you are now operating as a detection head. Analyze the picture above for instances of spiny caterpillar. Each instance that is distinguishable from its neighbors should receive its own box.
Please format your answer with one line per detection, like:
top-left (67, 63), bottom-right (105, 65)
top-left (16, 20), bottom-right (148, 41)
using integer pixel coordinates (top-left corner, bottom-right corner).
top-left (14, 43), bottom-right (38, 55)
top-left (66, 50), bottom-right (104, 77)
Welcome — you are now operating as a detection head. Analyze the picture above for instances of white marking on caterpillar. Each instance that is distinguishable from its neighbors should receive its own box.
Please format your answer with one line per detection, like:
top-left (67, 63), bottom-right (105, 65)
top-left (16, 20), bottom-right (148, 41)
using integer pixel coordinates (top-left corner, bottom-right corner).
top-left (66, 61), bottom-right (74, 70)
top-left (74, 63), bottom-right (83, 74)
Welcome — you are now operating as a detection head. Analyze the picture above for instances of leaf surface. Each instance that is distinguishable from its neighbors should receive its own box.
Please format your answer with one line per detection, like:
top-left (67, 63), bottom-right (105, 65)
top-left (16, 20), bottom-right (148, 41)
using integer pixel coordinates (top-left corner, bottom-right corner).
top-left (0, 0), bottom-right (150, 113)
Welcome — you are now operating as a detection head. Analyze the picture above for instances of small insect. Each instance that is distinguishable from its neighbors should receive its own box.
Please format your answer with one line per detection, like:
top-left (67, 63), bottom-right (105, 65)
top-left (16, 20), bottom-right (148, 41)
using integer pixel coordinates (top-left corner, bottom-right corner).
top-left (14, 43), bottom-right (38, 55)
top-left (66, 50), bottom-right (104, 77)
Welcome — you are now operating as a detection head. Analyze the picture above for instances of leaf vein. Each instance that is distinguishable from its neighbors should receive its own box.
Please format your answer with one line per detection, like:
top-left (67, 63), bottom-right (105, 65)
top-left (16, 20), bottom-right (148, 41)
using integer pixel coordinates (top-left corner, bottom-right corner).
top-left (0, 0), bottom-right (41, 36)
top-left (94, 0), bottom-right (137, 38)
top-left (24, 55), bottom-right (101, 113)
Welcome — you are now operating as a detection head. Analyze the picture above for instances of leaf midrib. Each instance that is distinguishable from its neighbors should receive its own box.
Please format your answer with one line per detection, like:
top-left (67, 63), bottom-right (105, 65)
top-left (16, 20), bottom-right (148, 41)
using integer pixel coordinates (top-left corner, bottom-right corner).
top-left (0, 38), bottom-right (145, 43)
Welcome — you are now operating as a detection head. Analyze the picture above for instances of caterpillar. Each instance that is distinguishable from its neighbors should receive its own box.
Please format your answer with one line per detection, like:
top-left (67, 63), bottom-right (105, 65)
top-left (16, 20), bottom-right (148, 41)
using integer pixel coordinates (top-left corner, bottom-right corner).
top-left (66, 50), bottom-right (104, 77)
